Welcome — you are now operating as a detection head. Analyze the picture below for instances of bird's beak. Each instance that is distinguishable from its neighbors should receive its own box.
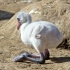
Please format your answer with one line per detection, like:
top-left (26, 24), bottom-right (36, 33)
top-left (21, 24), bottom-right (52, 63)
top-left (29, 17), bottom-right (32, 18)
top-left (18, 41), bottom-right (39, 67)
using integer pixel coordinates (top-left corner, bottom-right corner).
top-left (17, 22), bottom-right (21, 30)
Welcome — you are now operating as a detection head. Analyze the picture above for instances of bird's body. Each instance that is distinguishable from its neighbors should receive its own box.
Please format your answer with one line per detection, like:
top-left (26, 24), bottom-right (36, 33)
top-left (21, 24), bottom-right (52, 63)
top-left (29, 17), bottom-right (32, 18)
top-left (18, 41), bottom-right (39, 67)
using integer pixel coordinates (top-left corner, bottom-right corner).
top-left (20, 21), bottom-right (62, 53)
top-left (14, 12), bottom-right (63, 64)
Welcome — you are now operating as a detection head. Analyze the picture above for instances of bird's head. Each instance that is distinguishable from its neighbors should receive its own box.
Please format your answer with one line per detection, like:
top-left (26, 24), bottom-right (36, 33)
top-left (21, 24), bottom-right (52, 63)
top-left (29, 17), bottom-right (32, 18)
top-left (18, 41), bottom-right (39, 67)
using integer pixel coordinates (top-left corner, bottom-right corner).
top-left (16, 12), bottom-right (27, 30)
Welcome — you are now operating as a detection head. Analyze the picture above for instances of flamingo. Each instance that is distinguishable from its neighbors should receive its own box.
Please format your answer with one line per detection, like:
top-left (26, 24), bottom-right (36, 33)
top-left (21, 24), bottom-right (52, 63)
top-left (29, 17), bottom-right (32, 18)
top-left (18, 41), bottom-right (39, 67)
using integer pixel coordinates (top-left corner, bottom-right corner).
top-left (13, 12), bottom-right (63, 64)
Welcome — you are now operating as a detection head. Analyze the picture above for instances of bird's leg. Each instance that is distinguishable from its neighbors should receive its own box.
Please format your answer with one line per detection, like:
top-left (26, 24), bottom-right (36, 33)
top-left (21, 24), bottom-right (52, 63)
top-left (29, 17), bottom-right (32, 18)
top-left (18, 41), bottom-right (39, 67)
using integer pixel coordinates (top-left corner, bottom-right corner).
top-left (29, 53), bottom-right (40, 58)
top-left (30, 49), bottom-right (50, 59)
top-left (13, 52), bottom-right (31, 62)
top-left (44, 49), bottom-right (50, 60)
top-left (13, 49), bottom-right (50, 62)
top-left (13, 52), bottom-right (40, 62)
top-left (13, 53), bottom-right (26, 62)
top-left (25, 52), bottom-right (45, 64)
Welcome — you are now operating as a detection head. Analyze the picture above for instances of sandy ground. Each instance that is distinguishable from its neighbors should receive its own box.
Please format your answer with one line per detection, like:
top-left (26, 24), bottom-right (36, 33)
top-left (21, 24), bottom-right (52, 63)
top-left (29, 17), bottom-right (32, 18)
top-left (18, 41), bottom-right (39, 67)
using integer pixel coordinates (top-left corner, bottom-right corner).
top-left (0, 0), bottom-right (70, 70)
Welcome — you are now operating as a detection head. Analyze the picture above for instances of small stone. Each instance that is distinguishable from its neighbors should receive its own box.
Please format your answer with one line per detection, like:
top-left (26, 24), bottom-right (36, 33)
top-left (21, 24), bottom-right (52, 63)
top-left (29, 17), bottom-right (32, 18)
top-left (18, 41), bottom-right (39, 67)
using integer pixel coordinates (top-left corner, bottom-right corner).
top-left (0, 36), bottom-right (4, 40)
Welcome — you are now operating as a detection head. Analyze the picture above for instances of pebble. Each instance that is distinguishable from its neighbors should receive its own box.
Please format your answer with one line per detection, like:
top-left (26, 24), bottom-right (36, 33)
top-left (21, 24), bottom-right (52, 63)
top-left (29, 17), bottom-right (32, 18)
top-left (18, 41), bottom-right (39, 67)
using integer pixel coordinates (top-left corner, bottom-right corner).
top-left (0, 36), bottom-right (4, 40)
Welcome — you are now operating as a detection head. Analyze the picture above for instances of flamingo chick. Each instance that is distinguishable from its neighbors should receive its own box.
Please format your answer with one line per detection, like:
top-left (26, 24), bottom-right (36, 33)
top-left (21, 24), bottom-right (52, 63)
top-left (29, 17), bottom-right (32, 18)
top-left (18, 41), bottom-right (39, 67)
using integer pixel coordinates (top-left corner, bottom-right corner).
top-left (13, 12), bottom-right (63, 64)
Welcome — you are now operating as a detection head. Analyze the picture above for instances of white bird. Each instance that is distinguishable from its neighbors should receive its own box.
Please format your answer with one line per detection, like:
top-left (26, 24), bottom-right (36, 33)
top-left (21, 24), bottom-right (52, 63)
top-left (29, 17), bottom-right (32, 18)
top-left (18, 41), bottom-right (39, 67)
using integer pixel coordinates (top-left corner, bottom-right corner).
top-left (13, 11), bottom-right (63, 64)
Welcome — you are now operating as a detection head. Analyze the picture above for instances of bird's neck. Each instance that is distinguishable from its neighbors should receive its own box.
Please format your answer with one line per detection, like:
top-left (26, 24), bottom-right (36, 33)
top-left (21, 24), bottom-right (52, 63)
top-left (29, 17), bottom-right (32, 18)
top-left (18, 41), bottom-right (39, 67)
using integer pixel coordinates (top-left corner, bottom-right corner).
top-left (20, 18), bottom-right (32, 30)
top-left (21, 22), bottom-right (29, 29)
top-left (19, 22), bottom-right (30, 35)
top-left (26, 14), bottom-right (32, 24)
top-left (20, 13), bottom-right (32, 33)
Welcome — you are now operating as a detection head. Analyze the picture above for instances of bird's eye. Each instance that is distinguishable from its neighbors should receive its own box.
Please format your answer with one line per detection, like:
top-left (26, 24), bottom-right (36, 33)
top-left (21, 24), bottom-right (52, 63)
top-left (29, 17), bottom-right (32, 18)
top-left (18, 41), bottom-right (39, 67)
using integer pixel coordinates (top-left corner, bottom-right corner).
top-left (17, 18), bottom-right (20, 21)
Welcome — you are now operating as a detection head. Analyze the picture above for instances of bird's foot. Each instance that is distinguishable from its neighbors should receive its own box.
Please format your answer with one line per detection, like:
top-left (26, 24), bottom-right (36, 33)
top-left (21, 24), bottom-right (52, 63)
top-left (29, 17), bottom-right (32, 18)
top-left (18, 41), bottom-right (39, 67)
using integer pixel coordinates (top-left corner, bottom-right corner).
top-left (13, 52), bottom-right (31, 62)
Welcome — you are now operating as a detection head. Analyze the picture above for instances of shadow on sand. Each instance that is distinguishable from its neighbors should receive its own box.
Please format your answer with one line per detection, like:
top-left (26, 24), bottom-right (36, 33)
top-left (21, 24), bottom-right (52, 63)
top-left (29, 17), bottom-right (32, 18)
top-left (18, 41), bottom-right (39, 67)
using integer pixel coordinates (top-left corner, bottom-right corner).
top-left (0, 10), bottom-right (14, 20)
top-left (50, 56), bottom-right (70, 63)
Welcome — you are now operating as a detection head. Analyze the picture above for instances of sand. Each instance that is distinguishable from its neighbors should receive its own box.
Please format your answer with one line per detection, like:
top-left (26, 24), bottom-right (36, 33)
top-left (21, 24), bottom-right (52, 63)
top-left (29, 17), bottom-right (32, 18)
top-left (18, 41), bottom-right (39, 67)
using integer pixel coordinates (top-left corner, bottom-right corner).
top-left (0, 0), bottom-right (70, 70)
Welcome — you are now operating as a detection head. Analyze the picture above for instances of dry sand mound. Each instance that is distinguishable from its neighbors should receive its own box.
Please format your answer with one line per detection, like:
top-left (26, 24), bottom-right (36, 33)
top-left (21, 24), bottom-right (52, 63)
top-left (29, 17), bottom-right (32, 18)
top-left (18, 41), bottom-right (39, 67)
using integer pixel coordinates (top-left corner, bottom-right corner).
top-left (0, 0), bottom-right (70, 48)
top-left (0, 0), bottom-right (70, 70)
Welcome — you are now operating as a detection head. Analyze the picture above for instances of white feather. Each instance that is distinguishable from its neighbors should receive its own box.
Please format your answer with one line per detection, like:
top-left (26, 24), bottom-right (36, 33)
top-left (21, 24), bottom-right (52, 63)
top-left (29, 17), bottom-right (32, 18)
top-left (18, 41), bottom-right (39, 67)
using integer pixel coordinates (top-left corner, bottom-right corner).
top-left (17, 12), bottom-right (63, 53)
